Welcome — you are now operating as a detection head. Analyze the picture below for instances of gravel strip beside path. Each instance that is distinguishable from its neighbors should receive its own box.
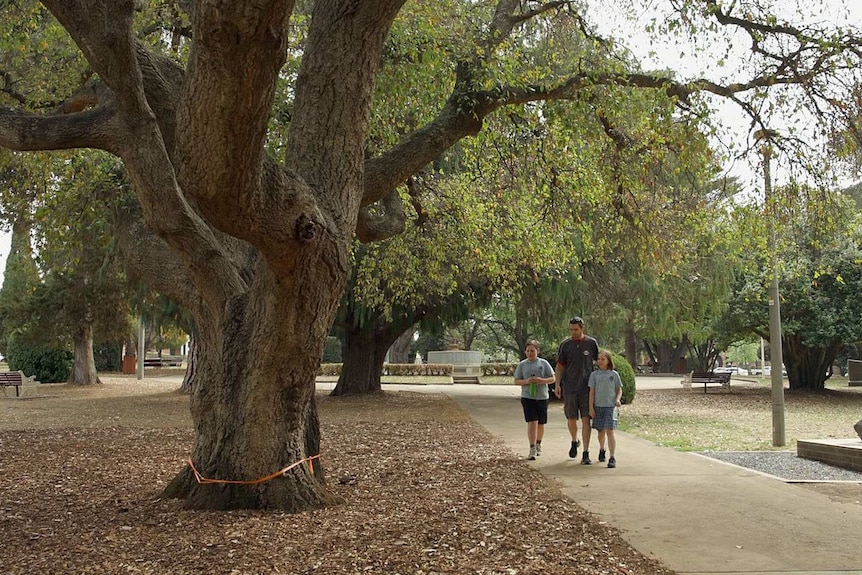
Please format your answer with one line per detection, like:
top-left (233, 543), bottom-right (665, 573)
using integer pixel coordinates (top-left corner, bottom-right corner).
top-left (699, 450), bottom-right (862, 481)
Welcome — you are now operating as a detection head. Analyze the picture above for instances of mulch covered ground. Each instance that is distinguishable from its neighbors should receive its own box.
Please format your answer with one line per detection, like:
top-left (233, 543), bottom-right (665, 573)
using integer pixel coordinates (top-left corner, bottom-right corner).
top-left (0, 382), bottom-right (672, 574)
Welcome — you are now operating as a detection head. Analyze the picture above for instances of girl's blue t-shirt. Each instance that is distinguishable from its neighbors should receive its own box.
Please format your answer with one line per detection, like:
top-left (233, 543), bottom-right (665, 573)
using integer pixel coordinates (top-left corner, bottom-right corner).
top-left (514, 357), bottom-right (553, 400)
top-left (588, 368), bottom-right (622, 407)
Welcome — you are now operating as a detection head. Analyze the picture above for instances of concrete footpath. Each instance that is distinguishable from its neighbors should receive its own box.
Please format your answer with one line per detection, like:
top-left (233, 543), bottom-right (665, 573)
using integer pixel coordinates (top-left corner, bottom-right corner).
top-left (374, 379), bottom-right (862, 575)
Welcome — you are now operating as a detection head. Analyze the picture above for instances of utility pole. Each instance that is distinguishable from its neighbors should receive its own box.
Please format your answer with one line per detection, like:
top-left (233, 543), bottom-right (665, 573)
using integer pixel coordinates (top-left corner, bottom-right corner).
top-left (758, 134), bottom-right (786, 446)
top-left (137, 316), bottom-right (145, 381)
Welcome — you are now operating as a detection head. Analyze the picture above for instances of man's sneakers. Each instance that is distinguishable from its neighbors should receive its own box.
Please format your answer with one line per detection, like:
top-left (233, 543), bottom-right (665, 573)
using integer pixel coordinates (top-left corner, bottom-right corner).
top-left (607, 456), bottom-right (616, 468)
top-left (535, 441), bottom-right (542, 456)
top-left (581, 451), bottom-right (592, 465)
top-left (598, 449), bottom-right (606, 462)
top-left (568, 439), bottom-right (580, 458)
top-left (527, 446), bottom-right (537, 460)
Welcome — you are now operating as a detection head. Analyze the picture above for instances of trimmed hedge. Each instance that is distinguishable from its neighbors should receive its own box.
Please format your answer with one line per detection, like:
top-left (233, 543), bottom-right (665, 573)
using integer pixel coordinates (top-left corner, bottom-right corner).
top-left (318, 363), bottom-right (342, 376)
top-left (481, 363), bottom-right (517, 376)
top-left (317, 363), bottom-right (454, 376)
top-left (383, 363), bottom-right (453, 376)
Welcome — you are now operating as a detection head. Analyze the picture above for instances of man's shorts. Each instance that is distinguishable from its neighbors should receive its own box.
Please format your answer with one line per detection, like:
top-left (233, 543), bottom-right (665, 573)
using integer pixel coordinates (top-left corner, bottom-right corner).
top-left (563, 389), bottom-right (590, 420)
top-left (521, 397), bottom-right (549, 424)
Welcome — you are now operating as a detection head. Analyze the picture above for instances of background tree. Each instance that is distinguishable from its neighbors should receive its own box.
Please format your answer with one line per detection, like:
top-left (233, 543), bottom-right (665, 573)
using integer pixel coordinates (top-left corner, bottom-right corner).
top-left (29, 153), bottom-right (132, 384)
top-left (0, 151), bottom-right (48, 357)
top-left (723, 189), bottom-right (862, 390)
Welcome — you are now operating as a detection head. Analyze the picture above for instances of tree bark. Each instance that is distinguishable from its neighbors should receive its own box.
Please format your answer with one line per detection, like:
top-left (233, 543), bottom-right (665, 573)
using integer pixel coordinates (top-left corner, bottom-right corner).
top-left (331, 324), bottom-right (392, 396)
top-left (644, 339), bottom-right (688, 373)
top-left (70, 324), bottom-right (101, 385)
top-left (161, 265), bottom-right (345, 510)
top-left (178, 335), bottom-right (197, 395)
top-left (781, 334), bottom-right (838, 392)
top-left (388, 327), bottom-right (414, 364)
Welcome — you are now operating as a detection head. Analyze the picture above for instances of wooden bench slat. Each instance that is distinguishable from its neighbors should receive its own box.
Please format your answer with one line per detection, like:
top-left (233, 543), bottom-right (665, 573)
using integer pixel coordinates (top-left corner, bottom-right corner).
top-left (690, 371), bottom-right (731, 393)
top-left (0, 371), bottom-right (25, 397)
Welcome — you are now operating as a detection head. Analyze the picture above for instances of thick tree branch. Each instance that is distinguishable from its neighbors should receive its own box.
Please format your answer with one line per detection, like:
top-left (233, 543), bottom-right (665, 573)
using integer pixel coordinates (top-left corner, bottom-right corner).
top-left (355, 188), bottom-right (406, 243)
top-left (0, 105), bottom-right (120, 152)
top-left (362, 64), bottom-right (817, 206)
top-left (176, 0), bottom-right (293, 215)
top-left (36, 0), bottom-right (250, 310)
top-left (362, 0), bottom-right (862, 207)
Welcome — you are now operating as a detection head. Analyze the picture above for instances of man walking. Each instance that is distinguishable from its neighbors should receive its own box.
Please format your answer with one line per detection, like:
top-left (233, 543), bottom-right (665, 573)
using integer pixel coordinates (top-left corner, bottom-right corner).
top-left (554, 316), bottom-right (599, 464)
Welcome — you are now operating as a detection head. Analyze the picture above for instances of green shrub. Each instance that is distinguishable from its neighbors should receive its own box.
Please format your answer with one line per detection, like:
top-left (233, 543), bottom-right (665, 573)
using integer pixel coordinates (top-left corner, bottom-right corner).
top-left (322, 336), bottom-right (342, 363)
top-left (94, 343), bottom-right (123, 372)
top-left (6, 336), bottom-right (73, 383)
top-left (611, 351), bottom-right (637, 404)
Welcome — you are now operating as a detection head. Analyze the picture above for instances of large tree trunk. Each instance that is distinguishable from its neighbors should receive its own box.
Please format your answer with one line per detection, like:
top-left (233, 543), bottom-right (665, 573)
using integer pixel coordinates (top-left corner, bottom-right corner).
top-left (644, 339), bottom-right (688, 373)
top-left (331, 315), bottom-right (416, 396)
top-left (388, 327), bottom-right (414, 364)
top-left (782, 334), bottom-right (839, 391)
top-left (178, 335), bottom-right (197, 395)
top-left (70, 324), bottom-right (101, 385)
top-left (332, 324), bottom-right (392, 396)
top-left (162, 266), bottom-right (345, 511)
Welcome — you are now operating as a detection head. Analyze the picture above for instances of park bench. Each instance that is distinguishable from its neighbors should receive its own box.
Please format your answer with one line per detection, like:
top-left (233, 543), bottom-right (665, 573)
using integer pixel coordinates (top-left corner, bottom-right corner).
top-left (143, 356), bottom-right (184, 368)
top-left (690, 371), bottom-right (731, 394)
top-left (0, 371), bottom-right (25, 397)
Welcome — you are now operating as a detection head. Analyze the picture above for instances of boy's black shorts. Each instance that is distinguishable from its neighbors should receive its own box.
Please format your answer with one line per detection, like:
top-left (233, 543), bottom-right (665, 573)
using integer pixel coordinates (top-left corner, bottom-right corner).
top-left (521, 397), bottom-right (549, 424)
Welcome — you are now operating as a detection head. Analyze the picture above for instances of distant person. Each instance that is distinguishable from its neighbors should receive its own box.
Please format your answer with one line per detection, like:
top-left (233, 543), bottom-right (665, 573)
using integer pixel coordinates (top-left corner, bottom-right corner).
top-left (589, 350), bottom-right (623, 468)
top-left (554, 316), bottom-right (599, 464)
top-left (514, 340), bottom-right (555, 460)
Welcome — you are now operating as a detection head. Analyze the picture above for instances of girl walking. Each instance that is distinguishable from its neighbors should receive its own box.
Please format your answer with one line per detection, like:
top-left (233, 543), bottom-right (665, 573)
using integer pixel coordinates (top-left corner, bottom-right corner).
top-left (588, 350), bottom-right (623, 468)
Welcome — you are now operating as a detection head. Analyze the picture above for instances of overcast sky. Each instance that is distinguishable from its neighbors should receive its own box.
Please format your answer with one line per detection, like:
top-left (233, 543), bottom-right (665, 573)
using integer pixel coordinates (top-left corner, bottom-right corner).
top-left (584, 0), bottom-right (862, 196)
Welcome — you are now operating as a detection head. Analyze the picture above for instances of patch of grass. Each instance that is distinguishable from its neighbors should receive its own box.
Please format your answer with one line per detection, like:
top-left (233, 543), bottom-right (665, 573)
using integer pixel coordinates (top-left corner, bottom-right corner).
top-left (620, 414), bottom-right (751, 451)
top-left (622, 384), bottom-right (862, 452)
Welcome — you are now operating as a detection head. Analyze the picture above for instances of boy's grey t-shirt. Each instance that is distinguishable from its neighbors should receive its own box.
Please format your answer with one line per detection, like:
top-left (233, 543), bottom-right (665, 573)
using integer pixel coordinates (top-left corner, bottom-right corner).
top-left (514, 357), bottom-right (553, 400)
top-left (588, 369), bottom-right (622, 407)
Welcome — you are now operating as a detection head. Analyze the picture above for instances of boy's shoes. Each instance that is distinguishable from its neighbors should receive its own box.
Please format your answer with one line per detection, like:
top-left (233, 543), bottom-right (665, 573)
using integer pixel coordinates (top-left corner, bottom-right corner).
top-left (568, 440), bottom-right (580, 458)
top-left (535, 442), bottom-right (542, 456)
top-left (527, 446), bottom-right (537, 460)
top-left (607, 456), bottom-right (616, 468)
top-left (581, 451), bottom-right (592, 465)
top-left (598, 449), bottom-right (606, 462)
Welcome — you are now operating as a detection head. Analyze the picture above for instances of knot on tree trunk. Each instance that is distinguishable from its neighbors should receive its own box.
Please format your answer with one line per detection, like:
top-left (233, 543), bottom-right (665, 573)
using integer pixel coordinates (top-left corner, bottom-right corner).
top-left (295, 215), bottom-right (317, 240)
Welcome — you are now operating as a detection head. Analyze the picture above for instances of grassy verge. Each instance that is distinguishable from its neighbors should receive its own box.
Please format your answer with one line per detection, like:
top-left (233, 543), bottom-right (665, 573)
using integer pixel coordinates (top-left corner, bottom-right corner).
top-left (620, 381), bottom-right (862, 452)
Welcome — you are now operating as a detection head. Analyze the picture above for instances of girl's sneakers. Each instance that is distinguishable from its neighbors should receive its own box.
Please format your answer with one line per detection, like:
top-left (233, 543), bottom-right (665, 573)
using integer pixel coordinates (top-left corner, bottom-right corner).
top-left (598, 449), bottom-right (606, 462)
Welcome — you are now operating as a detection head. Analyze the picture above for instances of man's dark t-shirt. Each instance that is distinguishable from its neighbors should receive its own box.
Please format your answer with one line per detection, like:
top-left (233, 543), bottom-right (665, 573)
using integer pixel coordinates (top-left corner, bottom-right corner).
top-left (556, 335), bottom-right (599, 394)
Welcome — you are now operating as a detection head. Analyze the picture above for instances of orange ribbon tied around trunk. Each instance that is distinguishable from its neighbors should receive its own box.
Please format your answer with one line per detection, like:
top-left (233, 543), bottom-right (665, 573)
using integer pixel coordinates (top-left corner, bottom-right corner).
top-left (186, 454), bottom-right (321, 485)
